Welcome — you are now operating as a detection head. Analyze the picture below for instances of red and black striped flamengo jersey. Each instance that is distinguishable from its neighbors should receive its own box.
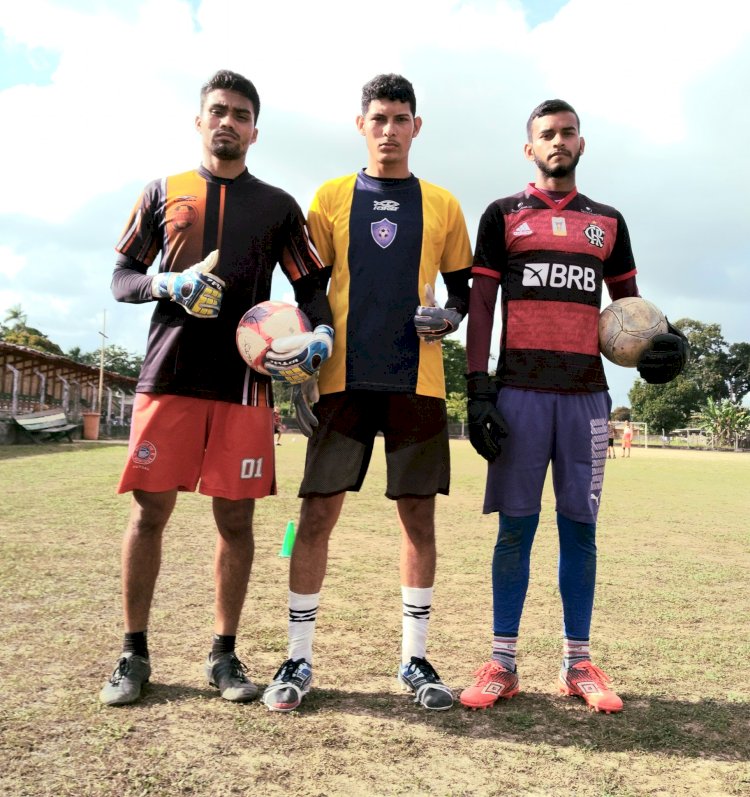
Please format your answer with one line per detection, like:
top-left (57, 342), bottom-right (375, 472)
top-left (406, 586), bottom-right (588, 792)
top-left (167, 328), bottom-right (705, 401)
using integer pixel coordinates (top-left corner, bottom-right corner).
top-left (471, 183), bottom-right (638, 393)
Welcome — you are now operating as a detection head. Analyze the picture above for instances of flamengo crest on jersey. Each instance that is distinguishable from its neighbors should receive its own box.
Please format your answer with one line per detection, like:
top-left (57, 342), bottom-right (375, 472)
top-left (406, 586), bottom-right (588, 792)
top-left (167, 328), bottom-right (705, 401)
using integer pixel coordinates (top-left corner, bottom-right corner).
top-left (584, 223), bottom-right (605, 247)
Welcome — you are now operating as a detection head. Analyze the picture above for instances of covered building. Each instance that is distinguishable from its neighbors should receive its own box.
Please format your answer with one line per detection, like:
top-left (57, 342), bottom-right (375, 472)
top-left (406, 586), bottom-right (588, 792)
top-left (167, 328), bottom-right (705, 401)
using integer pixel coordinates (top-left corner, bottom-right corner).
top-left (0, 341), bottom-right (138, 442)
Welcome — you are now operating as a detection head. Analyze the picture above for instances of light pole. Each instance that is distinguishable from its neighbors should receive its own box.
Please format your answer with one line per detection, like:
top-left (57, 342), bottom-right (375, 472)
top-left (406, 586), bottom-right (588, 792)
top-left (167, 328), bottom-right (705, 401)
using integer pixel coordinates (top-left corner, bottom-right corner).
top-left (98, 310), bottom-right (108, 412)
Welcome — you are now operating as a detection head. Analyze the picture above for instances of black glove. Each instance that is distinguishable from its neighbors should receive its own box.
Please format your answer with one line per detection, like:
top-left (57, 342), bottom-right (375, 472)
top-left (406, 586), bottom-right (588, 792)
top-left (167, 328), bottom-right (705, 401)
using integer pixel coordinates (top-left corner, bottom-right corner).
top-left (636, 320), bottom-right (690, 384)
top-left (466, 371), bottom-right (508, 462)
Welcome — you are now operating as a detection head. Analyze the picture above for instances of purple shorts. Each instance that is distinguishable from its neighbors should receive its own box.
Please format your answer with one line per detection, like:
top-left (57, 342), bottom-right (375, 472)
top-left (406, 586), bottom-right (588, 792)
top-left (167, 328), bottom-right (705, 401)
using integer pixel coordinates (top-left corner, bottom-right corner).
top-left (484, 388), bottom-right (611, 524)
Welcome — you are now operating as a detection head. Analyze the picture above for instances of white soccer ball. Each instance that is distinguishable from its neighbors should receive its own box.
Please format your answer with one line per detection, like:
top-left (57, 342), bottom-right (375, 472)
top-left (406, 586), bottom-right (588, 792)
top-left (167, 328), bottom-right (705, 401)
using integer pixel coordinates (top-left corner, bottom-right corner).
top-left (236, 301), bottom-right (312, 376)
top-left (598, 297), bottom-right (668, 368)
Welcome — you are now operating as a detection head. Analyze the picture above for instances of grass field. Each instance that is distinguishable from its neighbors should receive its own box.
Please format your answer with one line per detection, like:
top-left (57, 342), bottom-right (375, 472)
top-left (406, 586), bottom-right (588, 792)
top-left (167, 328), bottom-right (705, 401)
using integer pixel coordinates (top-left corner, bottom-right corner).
top-left (1, 439), bottom-right (748, 797)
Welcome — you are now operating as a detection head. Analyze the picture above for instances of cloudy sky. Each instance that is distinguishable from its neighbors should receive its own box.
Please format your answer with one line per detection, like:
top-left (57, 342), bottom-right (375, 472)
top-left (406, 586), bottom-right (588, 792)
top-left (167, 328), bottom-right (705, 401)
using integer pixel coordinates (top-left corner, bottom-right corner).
top-left (1, 0), bottom-right (749, 407)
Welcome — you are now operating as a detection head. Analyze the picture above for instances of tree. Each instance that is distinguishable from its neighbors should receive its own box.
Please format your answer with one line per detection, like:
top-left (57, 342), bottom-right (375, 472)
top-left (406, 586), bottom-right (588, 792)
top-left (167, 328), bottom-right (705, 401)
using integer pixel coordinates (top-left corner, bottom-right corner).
top-left (3, 304), bottom-right (27, 328)
top-left (2, 323), bottom-right (64, 355)
top-left (676, 319), bottom-right (729, 401)
top-left (697, 397), bottom-right (750, 448)
top-left (629, 376), bottom-right (702, 433)
top-left (272, 379), bottom-right (293, 417)
top-left (101, 345), bottom-right (144, 379)
top-left (611, 405), bottom-right (630, 421)
top-left (442, 338), bottom-right (468, 396)
top-left (727, 342), bottom-right (750, 403)
top-left (1, 304), bottom-right (64, 354)
top-left (67, 344), bottom-right (144, 378)
top-left (629, 318), bottom-right (749, 433)
top-left (445, 391), bottom-right (467, 423)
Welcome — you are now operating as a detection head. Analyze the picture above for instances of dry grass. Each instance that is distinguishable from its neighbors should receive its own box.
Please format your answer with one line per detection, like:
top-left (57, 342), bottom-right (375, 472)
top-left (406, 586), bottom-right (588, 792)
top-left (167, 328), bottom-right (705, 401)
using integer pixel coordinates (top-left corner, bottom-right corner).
top-left (0, 439), bottom-right (748, 796)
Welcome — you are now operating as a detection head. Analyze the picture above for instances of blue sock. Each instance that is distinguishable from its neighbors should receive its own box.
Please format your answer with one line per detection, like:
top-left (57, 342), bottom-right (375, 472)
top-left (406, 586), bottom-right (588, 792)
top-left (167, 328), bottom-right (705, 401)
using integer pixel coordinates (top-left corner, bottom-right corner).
top-left (492, 513), bottom-right (539, 643)
top-left (557, 512), bottom-right (597, 641)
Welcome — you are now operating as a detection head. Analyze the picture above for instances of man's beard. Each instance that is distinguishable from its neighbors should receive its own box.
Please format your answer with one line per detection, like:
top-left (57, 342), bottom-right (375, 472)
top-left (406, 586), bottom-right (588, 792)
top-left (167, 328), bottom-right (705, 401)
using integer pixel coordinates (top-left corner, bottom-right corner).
top-left (211, 140), bottom-right (243, 161)
top-left (534, 150), bottom-right (581, 179)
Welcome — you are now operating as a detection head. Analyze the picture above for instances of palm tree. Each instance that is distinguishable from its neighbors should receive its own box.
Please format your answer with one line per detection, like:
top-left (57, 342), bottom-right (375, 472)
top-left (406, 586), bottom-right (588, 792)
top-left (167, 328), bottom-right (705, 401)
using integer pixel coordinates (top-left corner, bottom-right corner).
top-left (3, 304), bottom-right (28, 328)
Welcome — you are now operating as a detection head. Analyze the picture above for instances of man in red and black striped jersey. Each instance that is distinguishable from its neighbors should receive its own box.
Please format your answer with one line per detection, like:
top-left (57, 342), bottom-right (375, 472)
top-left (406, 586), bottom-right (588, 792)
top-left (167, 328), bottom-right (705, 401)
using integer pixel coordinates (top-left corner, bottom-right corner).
top-left (459, 100), bottom-right (687, 714)
top-left (99, 70), bottom-right (332, 707)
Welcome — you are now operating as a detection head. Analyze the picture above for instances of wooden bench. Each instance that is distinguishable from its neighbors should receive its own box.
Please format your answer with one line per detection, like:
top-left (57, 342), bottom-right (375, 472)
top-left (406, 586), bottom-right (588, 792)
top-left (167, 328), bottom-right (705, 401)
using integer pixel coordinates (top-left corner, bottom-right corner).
top-left (13, 409), bottom-right (78, 444)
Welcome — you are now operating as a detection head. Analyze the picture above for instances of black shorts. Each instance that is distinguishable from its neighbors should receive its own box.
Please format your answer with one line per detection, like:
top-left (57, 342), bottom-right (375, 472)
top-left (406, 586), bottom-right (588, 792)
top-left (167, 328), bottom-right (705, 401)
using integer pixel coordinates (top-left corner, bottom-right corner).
top-left (298, 391), bottom-right (449, 500)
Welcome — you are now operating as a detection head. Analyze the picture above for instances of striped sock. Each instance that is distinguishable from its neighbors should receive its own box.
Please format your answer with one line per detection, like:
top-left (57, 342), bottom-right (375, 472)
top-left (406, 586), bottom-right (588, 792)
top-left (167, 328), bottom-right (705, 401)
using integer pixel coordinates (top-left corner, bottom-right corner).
top-left (287, 591), bottom-right (319, 664)
top-left (491, 635), bottom-right (518, 671)
top-left (563, 637), bottom-right (590, 669)
top-left (401, 586), bottom-right (433, 664)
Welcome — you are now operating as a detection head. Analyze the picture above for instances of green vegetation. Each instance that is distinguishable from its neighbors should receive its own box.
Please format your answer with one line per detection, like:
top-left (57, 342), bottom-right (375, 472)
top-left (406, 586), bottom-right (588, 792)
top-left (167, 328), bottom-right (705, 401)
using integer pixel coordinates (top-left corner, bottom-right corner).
top-left (630, 319), bottom-right (750, 435)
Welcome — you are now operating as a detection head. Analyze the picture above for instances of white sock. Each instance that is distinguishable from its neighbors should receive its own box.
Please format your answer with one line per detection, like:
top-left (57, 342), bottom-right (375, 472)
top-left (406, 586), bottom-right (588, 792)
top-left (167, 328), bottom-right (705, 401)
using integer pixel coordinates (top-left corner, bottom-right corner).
top-left (287, 590), bottom-right (319, 664)
top-left (401, 586), bottom-right (433, 664)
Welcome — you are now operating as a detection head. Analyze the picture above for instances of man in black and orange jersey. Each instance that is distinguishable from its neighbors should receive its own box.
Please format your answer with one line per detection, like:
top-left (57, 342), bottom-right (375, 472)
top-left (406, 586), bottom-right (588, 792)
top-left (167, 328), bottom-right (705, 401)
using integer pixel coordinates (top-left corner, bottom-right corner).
top-left (459, 99), bottom-right (688, 714)
top-left (262, 74), bottom-right (473, 713)
top-left (99, 70), bottom-right (332, 707)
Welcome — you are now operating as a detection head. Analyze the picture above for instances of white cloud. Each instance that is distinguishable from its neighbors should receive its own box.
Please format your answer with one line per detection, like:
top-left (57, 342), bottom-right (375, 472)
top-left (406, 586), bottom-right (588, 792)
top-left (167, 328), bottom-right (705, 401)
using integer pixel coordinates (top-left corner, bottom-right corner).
top-left (1, 0), bottom-right (749, 411)
top-left (0, 246), bottom-right (25, 279)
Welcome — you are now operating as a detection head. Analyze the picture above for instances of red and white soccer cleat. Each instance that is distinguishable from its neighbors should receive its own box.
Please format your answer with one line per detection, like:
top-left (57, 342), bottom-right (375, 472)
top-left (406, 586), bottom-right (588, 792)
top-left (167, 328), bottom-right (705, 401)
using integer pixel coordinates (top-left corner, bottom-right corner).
top-left (459, 660), bottom-right (520, 710)
top-left (558, 661), bottom-right (623, 714)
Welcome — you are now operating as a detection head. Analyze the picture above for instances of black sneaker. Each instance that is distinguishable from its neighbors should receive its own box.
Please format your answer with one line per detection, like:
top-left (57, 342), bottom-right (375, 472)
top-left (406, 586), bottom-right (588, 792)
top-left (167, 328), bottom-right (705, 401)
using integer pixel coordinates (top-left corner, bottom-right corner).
top-left (261, 658), bottom-right (313, 712)
top-left (398, 656), bottom-right (453, 710)
top-left (99, 653), bottom-right (151, 706)
top-left (205, 652), bottom-right (258, 702)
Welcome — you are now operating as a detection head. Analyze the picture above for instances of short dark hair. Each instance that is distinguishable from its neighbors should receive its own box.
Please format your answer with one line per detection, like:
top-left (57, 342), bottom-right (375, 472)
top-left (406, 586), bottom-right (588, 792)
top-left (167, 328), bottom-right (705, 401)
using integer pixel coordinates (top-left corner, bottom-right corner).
top-left (200, 70), bottom-right (260, 121)
top-left (526, 99), bottom-right (580, 141)
top-left (361, 73), bottom-right (416, 116)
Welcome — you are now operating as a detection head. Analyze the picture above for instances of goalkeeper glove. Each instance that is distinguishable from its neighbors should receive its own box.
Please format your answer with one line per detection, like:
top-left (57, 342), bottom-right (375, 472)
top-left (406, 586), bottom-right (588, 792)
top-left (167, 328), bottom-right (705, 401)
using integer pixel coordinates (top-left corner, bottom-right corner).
top-left (414, 284), bottom-right (462, 342)
top-left (292, 377), bottom-right (320, 438)
top-left (152, 250), bottom-right (224, 318)
top-left (263, 324), bottom-right (334, 384)
top-left (636, 320), bottom-right (690, 384)
top-left (466, 371), bottom-right (508, 462)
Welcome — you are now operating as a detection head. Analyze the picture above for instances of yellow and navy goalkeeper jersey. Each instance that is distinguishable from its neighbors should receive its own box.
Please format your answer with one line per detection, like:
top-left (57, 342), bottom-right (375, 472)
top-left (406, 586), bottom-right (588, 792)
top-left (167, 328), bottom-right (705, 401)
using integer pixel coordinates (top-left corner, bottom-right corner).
top-left (308, 170), bottom-right (472, 399)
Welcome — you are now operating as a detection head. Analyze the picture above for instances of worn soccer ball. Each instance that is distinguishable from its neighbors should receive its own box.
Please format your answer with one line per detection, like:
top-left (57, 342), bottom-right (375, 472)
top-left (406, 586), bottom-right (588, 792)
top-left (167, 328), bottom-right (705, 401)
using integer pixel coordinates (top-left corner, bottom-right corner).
top-left (598, 297), bottom-right (668, 367)
top-left (236, 301), bottom-right (312, 376)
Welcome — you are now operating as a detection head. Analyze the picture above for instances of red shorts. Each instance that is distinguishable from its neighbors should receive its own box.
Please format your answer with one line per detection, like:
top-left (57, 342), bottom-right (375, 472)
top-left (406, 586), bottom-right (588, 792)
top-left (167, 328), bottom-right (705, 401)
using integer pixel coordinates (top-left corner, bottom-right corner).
top-left (117, 394), bottom-right (276, 500)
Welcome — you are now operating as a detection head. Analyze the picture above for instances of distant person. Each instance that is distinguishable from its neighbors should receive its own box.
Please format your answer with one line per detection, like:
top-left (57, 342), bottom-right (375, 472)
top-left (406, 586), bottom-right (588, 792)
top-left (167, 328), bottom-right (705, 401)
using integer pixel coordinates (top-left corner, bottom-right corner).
top-left (621, 421), bottom-right (633, 457)
top-left (99, 70), bottom-right (332, 706)
top-left (607, 420), bottom-right (616, 459)
top-left (261, 73), bottom-right (473, 713)
top-left (460, 99), bottom-right (688, 714)
top-left (273, 408), bottom-right (284, 446)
